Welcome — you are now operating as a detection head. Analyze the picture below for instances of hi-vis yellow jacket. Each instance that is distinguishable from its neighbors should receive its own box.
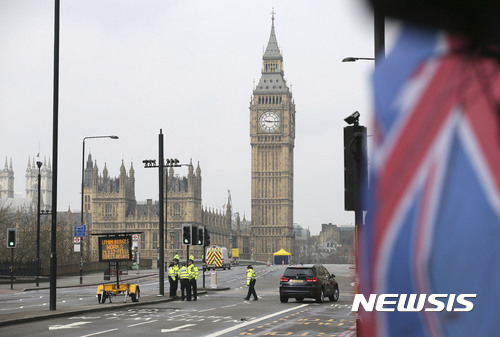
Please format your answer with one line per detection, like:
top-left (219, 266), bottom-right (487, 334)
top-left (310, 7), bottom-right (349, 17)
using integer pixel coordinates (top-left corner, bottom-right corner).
top-left (188, 264), bottom-right (198, 280)
top-left (168, 264), bottom-right (179, 281)
top-left (179, 266), bottom-right (190, 279)
top-left (247, 269), bottom-right (256, 286)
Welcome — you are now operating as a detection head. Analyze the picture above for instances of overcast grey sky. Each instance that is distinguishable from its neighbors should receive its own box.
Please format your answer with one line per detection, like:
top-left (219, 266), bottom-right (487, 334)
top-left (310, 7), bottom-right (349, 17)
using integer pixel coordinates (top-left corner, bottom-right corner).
top-left (0, 0), bottom-right (391, 235)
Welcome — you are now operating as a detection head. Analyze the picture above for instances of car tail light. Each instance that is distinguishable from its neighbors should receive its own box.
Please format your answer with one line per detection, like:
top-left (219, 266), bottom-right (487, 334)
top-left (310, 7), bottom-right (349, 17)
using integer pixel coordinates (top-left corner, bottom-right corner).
top-left (280, 277), bottom-right (290, 282)
top-left (306, 277), bottom-right (317, 283)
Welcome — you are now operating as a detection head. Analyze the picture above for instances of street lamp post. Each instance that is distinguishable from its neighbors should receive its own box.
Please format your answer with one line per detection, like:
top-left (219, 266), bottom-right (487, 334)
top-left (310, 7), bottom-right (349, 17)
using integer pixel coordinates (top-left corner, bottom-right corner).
top-left (50, 0), bottom-right (60, 312)
top-left (36, 161), bottom-right (43, 287)
top-left (143, 129), bottom-right (183, 297)
top-left (80, 135), bottom-right (118, 285)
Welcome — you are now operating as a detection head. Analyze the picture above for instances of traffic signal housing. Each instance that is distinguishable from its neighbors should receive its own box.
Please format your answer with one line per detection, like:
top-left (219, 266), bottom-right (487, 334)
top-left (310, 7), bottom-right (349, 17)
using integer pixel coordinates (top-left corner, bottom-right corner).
top-left (7, 228), bottom-right (17, 248)
top-left (182, 224), bottom-right (192, 245)
top-left (191, 225), bottom-right (198, 246)
top-left (198, 227), bottom-right (204, 245)
top-left (204, 229), bottom-right (210, 246)
top-left (344, 125), bottom-right (367, 212)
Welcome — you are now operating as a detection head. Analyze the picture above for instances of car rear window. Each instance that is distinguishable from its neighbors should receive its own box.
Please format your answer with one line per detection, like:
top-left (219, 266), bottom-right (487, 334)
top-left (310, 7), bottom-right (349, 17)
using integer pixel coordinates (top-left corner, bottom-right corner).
top-left (283, 268), bottom-right (314, 277)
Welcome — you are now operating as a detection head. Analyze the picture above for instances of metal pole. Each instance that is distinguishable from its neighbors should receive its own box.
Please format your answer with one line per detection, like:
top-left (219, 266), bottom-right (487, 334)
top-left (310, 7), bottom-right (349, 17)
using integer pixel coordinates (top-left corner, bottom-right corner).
top-left (374, 6), bottom-right (385, 65)
top-left (158, 130), bottom-right (165, 296)
top-left (354, 124), bottom-right (367, 336)
top-left (202, 244), bottom-right (206, 288)
top-left (10, 248), bottom-right (14, 290)
top-left (80, 139), bottom-right (85, 285)
top-left (36, 162), bottom-right (42, 287)
top-left (50, 0), bottom-right (60, 311)
top-left (165, 158), bottom-right (169, 270)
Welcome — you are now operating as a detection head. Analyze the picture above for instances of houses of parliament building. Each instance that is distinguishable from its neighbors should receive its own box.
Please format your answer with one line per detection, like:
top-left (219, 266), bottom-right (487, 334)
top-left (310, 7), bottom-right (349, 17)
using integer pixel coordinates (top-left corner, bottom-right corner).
top-left (85, 13), bottom-right (296, 264)
top-left (2, 14), bottom-right (296, 265)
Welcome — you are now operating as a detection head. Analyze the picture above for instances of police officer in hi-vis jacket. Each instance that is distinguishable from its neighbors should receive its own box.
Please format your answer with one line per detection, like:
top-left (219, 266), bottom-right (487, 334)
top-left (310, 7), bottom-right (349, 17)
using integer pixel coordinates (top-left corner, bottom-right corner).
top-left (179, 262), bottom-right (191, 301)
top-left (168, 257), bottom-right (179, 298)
top-left (188, 259), bottom-right (199, 301)
top-left (244, 265), bottom-right (258, 301)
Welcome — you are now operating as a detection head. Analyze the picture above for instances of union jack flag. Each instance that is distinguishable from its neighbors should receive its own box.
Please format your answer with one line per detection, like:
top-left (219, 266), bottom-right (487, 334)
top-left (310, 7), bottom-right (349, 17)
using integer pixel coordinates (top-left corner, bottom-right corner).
top-left (360, 25), bottom-right (500, 336)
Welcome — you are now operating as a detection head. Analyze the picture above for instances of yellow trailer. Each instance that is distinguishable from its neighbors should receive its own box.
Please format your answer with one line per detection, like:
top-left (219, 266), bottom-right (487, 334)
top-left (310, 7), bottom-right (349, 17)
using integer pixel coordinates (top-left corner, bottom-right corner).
top-left (96, 283), bottom-right (140, 303)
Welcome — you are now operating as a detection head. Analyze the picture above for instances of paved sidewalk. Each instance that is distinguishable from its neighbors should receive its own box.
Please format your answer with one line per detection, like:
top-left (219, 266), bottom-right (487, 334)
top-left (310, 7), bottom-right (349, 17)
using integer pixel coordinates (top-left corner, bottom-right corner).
top-left (0, 269), bottom-right (195, 327)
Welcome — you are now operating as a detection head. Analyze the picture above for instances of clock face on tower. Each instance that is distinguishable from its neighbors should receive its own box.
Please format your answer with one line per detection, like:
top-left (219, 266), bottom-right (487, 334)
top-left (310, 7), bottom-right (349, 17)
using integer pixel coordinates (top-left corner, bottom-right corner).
top-left (259, 111), bottom-right (280, 132)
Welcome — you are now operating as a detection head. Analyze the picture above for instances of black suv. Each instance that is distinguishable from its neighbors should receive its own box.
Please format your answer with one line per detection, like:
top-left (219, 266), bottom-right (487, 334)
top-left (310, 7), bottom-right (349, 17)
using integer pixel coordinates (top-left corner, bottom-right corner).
top-left (279, 264), bottom-right (339, 303)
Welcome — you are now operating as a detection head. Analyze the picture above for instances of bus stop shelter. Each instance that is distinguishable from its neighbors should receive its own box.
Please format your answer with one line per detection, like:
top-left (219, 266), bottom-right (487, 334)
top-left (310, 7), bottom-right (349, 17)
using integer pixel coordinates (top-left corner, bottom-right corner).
top-left (273, 249), bottom-right (291, 265)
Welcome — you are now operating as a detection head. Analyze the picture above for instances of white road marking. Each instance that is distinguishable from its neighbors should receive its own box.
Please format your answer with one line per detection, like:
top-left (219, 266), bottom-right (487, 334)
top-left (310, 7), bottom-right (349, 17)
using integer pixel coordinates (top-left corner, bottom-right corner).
top-left (69, 316), bottom-right (101, 320)
top-left (48, 322), bottom-right (91, 330)
top-left (127, 320), bottom-right (158, 327)
top-left (204, 304), bottom-right (309, 337)
top-left (198, 308), bottom-right (216, 313)
top-left (161, 323), bottom-right (196, 333)
top-left (220, 304), bottom-right (237, 309)
top-left (79, 328), bottom-right (119, 337)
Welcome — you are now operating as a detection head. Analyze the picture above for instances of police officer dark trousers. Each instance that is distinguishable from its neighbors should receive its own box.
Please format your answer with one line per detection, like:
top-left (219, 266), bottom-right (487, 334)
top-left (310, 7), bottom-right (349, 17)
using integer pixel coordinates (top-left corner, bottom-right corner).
top-left (188, 259), bottom-right (198, 301)
top-left (179, 263), bottom-right (191, 301)
top-left (245, 265), bottom-right (258, 301)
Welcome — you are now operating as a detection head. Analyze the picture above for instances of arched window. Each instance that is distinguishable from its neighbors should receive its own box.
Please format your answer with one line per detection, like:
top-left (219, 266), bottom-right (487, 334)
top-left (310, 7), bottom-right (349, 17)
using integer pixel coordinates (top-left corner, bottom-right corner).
top-left (105, 204), bottom-right (112, 217)
top-left (173, 203), bottom-right (181, 217)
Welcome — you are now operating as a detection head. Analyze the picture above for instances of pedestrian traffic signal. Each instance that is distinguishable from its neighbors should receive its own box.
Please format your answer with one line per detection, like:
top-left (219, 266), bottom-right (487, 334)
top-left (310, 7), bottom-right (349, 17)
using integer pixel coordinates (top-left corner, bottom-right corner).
top-left (198, 227), bottom-right (204, 245)
top-left (7, 228), bottom-right (17, 248)
top-left (182, 224), bottom-right (191, 245)
top-left (204, 229), bottom-right (210, 246)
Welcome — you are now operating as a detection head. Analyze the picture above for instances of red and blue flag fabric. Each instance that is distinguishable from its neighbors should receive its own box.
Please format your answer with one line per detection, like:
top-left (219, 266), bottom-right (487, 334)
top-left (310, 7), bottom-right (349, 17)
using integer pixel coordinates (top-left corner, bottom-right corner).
top-left (360, 24), bottom-right (500, 336)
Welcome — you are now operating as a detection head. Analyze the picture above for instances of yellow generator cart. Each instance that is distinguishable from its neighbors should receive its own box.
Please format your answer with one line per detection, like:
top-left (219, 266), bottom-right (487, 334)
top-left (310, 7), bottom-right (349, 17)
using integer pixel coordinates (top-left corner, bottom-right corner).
top-left (96, 283), bottom-right (140, 303)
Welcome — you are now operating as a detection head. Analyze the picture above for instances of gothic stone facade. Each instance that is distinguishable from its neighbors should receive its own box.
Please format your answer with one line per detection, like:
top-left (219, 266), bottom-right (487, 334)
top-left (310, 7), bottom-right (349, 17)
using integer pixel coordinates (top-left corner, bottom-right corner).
top-left (0, 157), bottom-right (52, 211)
top-left (83, 155), bottom-right (231, 264)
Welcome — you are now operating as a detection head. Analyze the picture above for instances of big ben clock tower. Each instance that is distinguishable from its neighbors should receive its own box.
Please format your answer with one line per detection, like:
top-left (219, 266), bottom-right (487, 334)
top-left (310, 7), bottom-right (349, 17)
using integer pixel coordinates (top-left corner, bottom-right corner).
top-left (250, 11), bottom-right (295, 262)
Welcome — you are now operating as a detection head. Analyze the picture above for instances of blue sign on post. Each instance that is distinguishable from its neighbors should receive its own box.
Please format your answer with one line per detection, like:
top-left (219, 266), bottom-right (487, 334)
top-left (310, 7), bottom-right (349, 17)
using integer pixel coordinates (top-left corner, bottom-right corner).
top-left (74, 224), bottom-right (86, 237)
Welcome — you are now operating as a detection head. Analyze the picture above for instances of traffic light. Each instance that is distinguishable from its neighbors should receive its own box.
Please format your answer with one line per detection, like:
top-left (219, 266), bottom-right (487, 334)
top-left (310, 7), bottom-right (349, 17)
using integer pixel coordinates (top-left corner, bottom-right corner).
top-left (191, 225), bottom-right (199, 246)
top-left (204, 229), bottom-right (210, 246)
top-left (198, 227), bottom-right (204, 245)
top-left (7, 228), bottom-right (17, 248)
top-left (343, 125), bottom-right (367, 212)
top-left (182, 224), bottom-right (191, 245)
top-left (344, 126), bottom-right (356, 211)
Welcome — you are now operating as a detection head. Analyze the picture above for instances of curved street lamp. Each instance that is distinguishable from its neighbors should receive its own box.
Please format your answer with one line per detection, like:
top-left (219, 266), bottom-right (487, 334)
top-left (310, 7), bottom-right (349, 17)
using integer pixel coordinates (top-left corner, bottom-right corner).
top-left (342, 57), bottom-right (375, 62)
top-left (80, 135), bottom-right (119, 284)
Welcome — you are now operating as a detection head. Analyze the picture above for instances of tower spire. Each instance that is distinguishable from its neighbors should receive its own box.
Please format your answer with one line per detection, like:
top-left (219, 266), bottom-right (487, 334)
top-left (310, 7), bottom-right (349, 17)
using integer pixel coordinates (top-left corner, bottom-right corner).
top-left (263, 8), bottom-right (281, 60)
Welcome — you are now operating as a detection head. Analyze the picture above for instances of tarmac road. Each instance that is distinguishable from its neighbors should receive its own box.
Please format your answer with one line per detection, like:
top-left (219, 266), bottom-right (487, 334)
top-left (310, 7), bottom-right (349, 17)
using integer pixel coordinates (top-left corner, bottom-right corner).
top-left (0, 264), bottom-right (357, 336)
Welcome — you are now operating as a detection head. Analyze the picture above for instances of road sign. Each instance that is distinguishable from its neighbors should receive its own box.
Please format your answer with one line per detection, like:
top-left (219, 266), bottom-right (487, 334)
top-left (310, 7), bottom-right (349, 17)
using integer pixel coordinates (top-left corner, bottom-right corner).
top-left (74, 224), bottom-right (86, 237)
top-left (98, 236), bottom-right (132, 261)
top-left (74, 237), bottom-right (81, 244)
top-left (132, 234), bottom-right (139, 241)
top-left (232, 248), bottom-right (240, 258)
